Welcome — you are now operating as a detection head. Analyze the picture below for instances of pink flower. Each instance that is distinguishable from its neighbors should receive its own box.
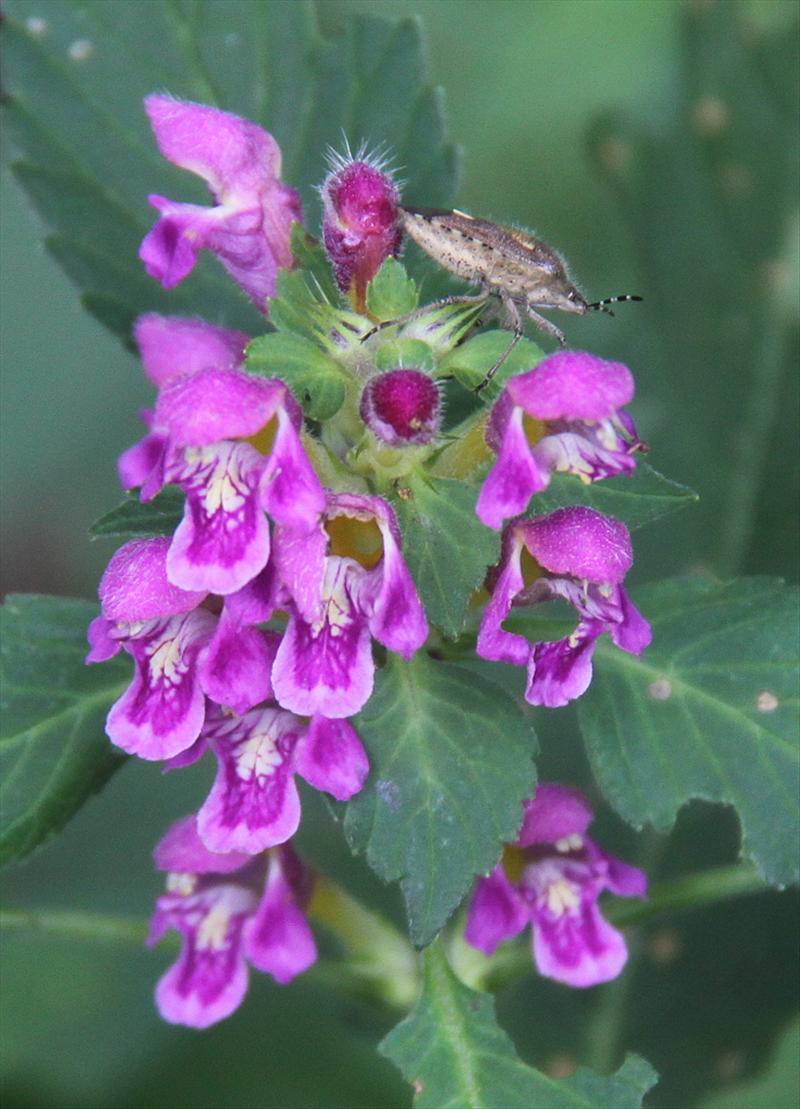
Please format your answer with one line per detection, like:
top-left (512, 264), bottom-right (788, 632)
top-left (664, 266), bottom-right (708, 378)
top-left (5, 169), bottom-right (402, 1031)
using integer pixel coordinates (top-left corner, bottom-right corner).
top-left (465, 783), bottom-right (646, 988)
top-left (190, 707), bottom-right (369, 855)
top-left (139, 96), bottom-right (302, 308)
top-left (149, 815), bottom-right (317, 1028)
top-left (118, 314), bottom-right (250, 496)
top-left (87, 538), bottom-right (281, 759)
top-left (476, 351), bottom-right (645, 531)
top-left (478, 507), bottom-right (651, 707)
top-left (120, 314), bottom-right (325, 595)
top-left (86, 538), bottom-right (214, 760)
top-left (320, 148), bottom-right (402, 309)
top-left (270, 492), bottom-right (428, 718)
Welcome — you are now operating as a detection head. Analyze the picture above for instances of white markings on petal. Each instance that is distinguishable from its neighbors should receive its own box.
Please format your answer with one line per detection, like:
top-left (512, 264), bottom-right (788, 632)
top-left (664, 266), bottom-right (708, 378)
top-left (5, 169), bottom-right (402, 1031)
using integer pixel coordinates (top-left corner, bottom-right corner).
top-left (167, 872), bottom-right (198, 896)
top-left (555, 834), bottom-right (583, 853)
top-left (182, 445), bottom-right (249, 518)
top-left (545, 877), bottom-right (581, 917)
top-left (196, 900), bottom-right (234, 951)
top-left (147, 625), bottom-right (191, 696)
top-left (234, 728), bottom-right (283, 781)
top-left (309, 559), bottom-right (358, 641)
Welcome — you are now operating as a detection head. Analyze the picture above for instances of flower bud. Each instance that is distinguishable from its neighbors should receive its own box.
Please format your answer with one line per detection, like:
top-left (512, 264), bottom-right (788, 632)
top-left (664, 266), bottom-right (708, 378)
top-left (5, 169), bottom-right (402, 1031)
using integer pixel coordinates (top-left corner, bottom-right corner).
top-left (320, 150), bottom-right (402, 309)
top-left (360, 370), bottom-right (441, 446)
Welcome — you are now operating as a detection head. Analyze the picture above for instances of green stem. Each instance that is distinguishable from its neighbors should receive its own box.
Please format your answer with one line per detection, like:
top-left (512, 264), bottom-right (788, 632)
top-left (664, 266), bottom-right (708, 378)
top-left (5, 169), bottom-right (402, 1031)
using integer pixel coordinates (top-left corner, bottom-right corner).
top-left (0, 906), bottom-right (150, 946)
top-left (583, 828), bottom-right (667, 1074)
top-left (605, 860), bottom-right (765, 927)
top-left (308, 878), bottom-right (420, 1009)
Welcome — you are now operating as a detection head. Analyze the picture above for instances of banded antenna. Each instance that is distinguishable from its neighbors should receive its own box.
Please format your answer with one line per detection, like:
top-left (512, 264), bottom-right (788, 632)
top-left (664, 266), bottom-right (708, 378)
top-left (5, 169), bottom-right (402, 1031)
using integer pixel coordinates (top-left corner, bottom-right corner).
top-left (587, 294), bottom-right (643, 318)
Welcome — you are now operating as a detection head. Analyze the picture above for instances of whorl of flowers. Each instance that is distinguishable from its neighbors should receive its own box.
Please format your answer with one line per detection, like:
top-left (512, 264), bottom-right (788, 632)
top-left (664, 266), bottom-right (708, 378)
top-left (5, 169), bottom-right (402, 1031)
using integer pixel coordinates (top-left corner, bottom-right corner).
top-left (87, 96), bottom-right (652, 1025)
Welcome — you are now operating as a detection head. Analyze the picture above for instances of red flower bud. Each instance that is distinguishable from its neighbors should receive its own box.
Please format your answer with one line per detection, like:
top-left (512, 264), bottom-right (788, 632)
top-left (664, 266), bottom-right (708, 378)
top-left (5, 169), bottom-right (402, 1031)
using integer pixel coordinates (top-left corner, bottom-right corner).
top-left (321, 149), bottom-right (402, 311)
top-left (360, 370), bottom-right (441, 446)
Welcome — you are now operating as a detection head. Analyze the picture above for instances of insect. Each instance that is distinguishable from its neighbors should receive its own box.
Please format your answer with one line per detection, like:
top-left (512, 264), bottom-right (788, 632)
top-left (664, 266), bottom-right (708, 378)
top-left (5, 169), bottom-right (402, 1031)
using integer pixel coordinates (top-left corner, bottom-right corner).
top-left (384, 206), bottom-right (641, 391)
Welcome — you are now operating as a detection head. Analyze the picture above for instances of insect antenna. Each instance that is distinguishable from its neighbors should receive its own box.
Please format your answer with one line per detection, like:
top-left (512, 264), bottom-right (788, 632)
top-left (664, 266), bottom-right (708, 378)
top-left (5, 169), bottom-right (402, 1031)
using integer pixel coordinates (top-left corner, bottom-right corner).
top-left (587, 294), bottom-right (643, 317)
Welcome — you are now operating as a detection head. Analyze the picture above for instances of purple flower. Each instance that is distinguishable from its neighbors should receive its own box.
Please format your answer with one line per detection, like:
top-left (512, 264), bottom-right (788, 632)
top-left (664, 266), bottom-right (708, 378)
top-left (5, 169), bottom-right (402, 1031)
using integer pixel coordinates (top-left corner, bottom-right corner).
top-left (128, 367), bottom-right (324, 595)
top-left (149, 815), bottom-right (317, 1028)
top-left (360, 369), bottom-right (442, 446)
top-left (86, 537), bottom-right (214, 760)
top-left (477, 507), bottom-right (651, 707)
top-left (134, 313), bottom-right (251, 387)
top-left (87, 538), bottom-right (281, 759)
top-left (476, 351), bottom-right (645, 531)
top-left (271, 492), bottom-right (428, 718)
top-left (193, 706), bottom-right (369, 855)
top-left (196, 581), bottom-right (281, 717)
top-left (118, 314), bottom-right (250, 495)
top-left (465, 783), bottom-right (646, 988)
top-left (320, 148), bottom-right (402, 309)
top-left (139, 96), bottom-right (302, 308)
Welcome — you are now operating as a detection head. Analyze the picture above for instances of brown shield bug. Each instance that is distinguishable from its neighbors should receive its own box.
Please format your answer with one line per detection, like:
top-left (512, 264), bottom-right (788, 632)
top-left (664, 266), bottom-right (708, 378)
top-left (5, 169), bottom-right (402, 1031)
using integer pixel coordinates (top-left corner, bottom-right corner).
top-left (376, 206), bottom-right (641, 391)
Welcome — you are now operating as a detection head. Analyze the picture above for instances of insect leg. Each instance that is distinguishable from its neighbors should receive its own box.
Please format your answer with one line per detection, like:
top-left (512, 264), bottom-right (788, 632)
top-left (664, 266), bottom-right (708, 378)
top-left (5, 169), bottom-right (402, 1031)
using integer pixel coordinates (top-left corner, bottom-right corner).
top-left (524, 305), bottom-right (566, 347)
top-left (360, 292), bottom-right (490, 344)
top-left (474, 293), bottom-right (523, 394)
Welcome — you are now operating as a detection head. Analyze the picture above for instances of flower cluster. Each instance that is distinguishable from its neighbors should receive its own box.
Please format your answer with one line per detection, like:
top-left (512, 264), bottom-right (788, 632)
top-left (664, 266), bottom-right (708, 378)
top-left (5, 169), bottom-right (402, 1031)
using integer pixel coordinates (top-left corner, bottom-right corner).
top-left (87, 94), bottom-right (654, 1022)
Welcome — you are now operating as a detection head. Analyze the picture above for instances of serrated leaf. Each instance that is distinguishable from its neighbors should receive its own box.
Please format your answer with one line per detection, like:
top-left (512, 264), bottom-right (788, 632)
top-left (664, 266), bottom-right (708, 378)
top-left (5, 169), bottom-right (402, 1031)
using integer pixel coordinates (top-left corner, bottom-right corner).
top-left (442, 331), bottom-right (546, 399)
top-left (536, 464), bottom-right (699, 531)
top-left (395, 474), bottom-right (500, 638)
top-left (578, 577), bottom-right (800, 885)
top-left (0, 595), bottom-right (129, 866)
top-left (246, 332), bottom-right (347, 420)
top-left (88, 488), bottom-right (184, 540)
top-left (344, 655), bottom-right (537, 946)
top-left (366, 257), bottom-right (419, 321)
top-left (3, 0), bottom-right (458, 341)
top-left (381, 941), bottom-right (658, 1108)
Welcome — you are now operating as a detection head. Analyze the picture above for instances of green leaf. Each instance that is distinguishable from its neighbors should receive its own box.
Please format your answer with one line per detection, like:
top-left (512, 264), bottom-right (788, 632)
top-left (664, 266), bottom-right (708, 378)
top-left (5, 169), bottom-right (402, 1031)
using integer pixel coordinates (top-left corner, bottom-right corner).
top-left (344, 655), bottom-right (537, 946)
top-left (88, 488), bottom-right (184, 540)
top-left (3, 1), bottom-right (458, 341)
top-left (287, 224), bottom-right (340, 306)
top-left (535, 463), bottom-right (699, 531)
top-left (441, 331), bottom-right (546, 399)
top-left (380, 941), bottom-right (658, 1108)
top-left (266, 267), bottom-right (369, 349)
top-left (578, 577), bottom-right (800, 885)
top-left (366, 257), bottom-right (419, 321)
top-left (246, 332), bottom-right (347, 421)
top-left (395, 473), bottom-right (500, 638)
top-left (376, 338), bottom-right (436, 374)
top-left (0, 595), bottom-right (129, 866)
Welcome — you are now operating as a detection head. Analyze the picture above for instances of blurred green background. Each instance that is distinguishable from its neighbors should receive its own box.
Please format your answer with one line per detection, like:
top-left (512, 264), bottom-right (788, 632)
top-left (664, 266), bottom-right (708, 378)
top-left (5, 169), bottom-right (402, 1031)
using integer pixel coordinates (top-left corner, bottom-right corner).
top-left (2, 1), bottom-right (798, 1107)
